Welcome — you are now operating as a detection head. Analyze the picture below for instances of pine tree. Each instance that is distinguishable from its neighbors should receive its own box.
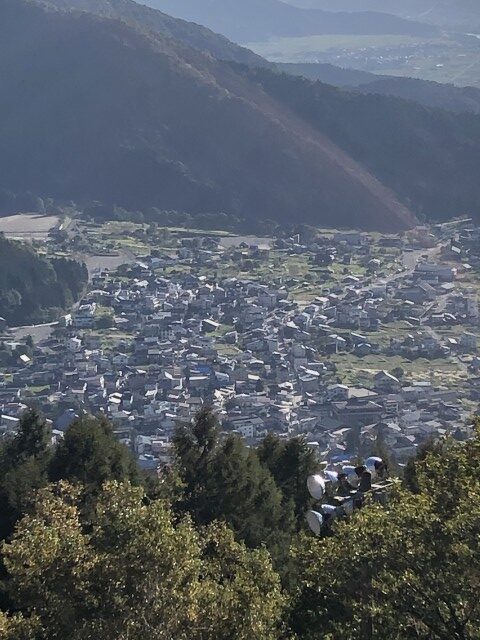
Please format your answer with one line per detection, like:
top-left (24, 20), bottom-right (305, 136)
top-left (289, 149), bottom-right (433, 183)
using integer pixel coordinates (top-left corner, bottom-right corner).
top-left (258, 434), bottom-right (318, 526)
top-left (173, 407), bottom-right (219, 517)
top-left (0, 410), bottom-right (52, 540)
top-left (174, 411), bottom-right (294, 559)
top-left (257, 432), bottom-right (284, 472)
top-left (8, 409), bottom-right (51, 464)
top-left (49, 415), bottom-right (138, 495)
top-left (174, 407), bottom-right (218, 485)
top-left (207, 435), bottom-right (292, 552)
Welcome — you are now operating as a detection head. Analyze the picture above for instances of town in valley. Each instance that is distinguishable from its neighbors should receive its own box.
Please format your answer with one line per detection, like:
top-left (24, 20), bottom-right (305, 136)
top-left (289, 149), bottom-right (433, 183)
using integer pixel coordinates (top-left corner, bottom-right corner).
top-left (1, 216), bottom-right (479, 471)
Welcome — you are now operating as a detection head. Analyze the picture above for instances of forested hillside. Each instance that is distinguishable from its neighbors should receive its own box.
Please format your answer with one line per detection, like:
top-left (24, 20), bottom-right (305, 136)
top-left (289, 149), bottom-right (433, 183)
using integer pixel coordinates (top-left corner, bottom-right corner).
top-left (42, 0), bottom-right (270, 67)
top-left (45, 0), bottom-right (480, 118)
top-left (278, 62), bottom-right (480, 115)
top-left (0, 236), bottom-right (87, 325)
top-left (0, 0), bottom-right (417, 232)
top-left (3, 0), bottom-right (480, 228)
top-left (247, 66), bottom-right (480, 220)
top-left (0, 407), bottom-right (479, 639)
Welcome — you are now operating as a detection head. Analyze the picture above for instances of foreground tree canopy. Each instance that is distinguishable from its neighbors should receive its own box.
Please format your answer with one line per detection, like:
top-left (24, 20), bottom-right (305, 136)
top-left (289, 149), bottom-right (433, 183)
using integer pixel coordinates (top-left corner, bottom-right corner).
top-left (0, 408), bottom-right (479, 639)
top-left (3, 482), bottom-right (284, 640)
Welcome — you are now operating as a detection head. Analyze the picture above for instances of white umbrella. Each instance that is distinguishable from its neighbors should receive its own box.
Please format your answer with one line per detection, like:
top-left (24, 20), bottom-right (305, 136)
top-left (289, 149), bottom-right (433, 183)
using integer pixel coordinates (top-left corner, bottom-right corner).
top-left (307, 474), bottom-right (326, 500)
top-left (306, 510), bottom-right (323, 535)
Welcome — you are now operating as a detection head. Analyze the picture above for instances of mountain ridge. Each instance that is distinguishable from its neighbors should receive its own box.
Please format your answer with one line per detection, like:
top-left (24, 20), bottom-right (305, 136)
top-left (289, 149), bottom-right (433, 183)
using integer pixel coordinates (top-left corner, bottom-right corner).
top-left (285, 0), bottom-right (480, 28)
top-left (144, 0), bottom-right (438, 43)
top-left (40, 0), bottom-right (270, 66)
top-left (277, 62), bottom-right (480, 114)
top-left (0, 0), bottom-right (418, 231)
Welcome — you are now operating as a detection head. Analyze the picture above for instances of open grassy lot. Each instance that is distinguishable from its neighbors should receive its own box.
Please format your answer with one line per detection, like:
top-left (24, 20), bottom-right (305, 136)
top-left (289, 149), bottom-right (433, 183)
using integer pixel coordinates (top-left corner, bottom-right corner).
top-left (329, 351), bottom-right (466, 387)
top-left (0, 214), bottom-right (59, 241)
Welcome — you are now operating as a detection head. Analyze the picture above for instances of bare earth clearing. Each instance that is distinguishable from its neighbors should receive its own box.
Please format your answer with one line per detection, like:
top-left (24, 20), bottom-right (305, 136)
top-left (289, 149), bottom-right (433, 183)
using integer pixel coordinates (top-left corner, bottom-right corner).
top-left (82, 250), bottom-right (136, 279)
top-left (0, 214), bottom-right (60, 241)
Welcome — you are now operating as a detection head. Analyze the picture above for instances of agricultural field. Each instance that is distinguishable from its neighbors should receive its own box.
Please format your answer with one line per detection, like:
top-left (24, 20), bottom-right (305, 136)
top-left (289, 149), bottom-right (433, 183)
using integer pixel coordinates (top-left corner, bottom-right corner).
top-left (247, 32), bottom-right (480, 87)
top-left (329, 351), bottom-right (466, 388)
top-left (246, 34), bottom-right (436, 61)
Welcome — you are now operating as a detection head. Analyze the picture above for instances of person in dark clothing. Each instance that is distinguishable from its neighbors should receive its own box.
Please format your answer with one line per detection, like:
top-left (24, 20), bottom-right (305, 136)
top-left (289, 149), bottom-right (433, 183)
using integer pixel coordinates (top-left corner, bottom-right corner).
top-left (374, 459), bottom-right (388, 480)
top-left (355, 465), bottom-right (372, 492)
top-left (337, 472), bottom-right (354, 496)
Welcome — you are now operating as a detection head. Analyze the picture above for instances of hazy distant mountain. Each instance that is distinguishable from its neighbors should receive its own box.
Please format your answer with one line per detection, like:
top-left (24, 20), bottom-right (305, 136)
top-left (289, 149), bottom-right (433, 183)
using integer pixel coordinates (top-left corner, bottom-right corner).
top-left (286, 0), bottom-right (480, 28)
top-left (3, 0), bottom-right (480, 230)
top-left (278, 63), bottom-right (480, 114)
top-left (42, 0), bottom-right (270, 66)
top-left (144, 0), bottom-right (438, 43)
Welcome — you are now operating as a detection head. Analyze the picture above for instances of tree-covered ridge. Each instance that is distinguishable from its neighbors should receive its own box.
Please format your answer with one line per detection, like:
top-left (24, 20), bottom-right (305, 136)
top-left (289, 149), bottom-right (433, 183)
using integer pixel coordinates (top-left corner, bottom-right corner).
top-left (245, 65), bottom-right (480, 221)
top-left (0, 236), bottom-right (87, 325)
top-left (0, 0), bottom-right (417, 232)
top-left (277, 63), bottom-right (480, 116)
top-left (41, 0), bottom-right (270, 68)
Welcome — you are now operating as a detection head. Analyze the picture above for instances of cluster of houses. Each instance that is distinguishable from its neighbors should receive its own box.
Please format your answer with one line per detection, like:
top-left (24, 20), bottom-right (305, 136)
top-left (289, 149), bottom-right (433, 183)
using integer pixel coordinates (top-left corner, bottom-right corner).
top-left (0, 223), bottom-right (478, 471)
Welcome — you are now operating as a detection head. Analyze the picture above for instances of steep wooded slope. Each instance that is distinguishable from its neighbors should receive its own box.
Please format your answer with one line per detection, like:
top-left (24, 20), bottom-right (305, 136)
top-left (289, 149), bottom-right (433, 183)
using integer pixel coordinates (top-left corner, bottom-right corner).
top-left (247, 66), bottom-right (480, 219)
top-left (277, 63), bottom-right (480, 114)
top-left (0, 236), bottom-right (88, 325)
top-left (0, 0), bottom-right (418, 231)
top-left (41, 0), bottom-right (269, 66)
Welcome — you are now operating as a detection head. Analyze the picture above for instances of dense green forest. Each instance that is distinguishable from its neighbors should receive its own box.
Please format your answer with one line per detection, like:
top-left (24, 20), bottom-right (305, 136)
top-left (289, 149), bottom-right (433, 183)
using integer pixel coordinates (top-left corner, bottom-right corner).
top-left (277, 63), bottom-right (480, 115)
top-left (0, 407), bottom-right (479, 638)
top-left (245, 66), bottom-right (480, 221)
top-left (0, 236), bottom-right (88, 325)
